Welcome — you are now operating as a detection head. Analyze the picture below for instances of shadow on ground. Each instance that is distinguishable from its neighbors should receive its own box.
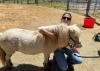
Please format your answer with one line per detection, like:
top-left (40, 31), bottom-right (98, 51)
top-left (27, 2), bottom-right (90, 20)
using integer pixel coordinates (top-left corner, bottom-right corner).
top-left (0, 60), bottom-right (75, 71)
top-left (0, 64), bottom-right (44, 71)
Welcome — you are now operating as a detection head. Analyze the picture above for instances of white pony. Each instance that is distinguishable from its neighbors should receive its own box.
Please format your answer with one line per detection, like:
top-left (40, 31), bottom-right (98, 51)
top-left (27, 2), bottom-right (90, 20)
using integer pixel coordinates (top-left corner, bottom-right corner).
top-left (0, 24), bottom-right (82, 68)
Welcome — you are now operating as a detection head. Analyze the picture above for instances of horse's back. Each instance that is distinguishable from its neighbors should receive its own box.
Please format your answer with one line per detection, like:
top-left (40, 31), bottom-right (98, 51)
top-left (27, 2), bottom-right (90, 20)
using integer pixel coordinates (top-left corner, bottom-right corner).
top-left (4, 28), bottom-right (34, 38)
top-left (0, 28), bottom-right (45, 54)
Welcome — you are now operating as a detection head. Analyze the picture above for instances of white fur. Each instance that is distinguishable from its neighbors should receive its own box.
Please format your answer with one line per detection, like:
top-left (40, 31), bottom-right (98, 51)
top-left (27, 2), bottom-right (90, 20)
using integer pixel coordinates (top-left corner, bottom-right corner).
top-left (0, 24), bottom-right (81, 67)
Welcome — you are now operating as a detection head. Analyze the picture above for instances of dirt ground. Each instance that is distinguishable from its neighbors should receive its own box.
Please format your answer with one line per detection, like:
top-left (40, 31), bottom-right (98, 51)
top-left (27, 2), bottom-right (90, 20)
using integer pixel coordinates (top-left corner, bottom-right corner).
top-left (0, 4), bottom-right (100, 71)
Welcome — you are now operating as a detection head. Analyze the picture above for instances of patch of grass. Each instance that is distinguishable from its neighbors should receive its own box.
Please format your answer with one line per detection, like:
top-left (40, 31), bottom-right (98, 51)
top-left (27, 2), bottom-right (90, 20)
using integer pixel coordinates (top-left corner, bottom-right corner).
top-left (51, 2), bottom-right (66, 10)
top-left (38, 2), bottom-right (66, 10)
top-left (91, 12), bottom-right (100, 18)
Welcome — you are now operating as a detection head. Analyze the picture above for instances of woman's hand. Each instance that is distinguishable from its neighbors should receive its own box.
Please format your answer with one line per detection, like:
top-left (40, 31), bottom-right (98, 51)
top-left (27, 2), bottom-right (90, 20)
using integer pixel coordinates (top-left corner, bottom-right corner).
top-left (39, 29), bottom-right (57, 40)
top-left (71, 47), bottom-right (79, 53)
top-left (48, 33), bottom-right (57, 40)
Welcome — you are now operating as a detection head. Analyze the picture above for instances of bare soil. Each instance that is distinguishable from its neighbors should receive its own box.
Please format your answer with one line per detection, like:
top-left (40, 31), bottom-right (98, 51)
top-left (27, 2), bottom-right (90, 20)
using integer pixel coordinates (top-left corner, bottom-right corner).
top-left (0, 4), bottom-right (99, 71)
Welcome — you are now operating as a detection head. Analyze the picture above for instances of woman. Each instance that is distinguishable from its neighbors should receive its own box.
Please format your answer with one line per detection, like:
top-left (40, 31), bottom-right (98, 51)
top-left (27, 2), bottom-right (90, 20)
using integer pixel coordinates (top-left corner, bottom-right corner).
top-left (53, 12), bottom-right (83, 71)
top-left (39, 12), bottom-right (83, 71)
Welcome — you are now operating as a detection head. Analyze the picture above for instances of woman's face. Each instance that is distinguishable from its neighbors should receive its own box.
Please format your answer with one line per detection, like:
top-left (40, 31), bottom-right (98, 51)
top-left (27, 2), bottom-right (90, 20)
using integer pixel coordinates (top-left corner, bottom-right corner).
top-left (62, 14), bottom-right (71, 25)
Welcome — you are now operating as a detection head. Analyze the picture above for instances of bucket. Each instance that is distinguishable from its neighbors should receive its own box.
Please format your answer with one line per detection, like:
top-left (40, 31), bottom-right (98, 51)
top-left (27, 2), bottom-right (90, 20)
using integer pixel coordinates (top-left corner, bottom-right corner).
top-left (83, 17), bottom-right (95, 28)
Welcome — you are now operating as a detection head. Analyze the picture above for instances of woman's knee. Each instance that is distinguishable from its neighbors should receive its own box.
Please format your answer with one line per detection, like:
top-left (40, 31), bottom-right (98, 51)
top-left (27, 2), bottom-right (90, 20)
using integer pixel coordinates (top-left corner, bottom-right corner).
top-left (75, 57), bottom-right (83, 64)
top-left (72, 53), bottom-right (83, 64)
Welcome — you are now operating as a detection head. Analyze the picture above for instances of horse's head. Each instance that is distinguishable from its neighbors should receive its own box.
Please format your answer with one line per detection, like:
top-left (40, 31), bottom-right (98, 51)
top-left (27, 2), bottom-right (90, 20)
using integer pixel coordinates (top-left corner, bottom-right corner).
top-left (68, 25), bottom-right (82, 48)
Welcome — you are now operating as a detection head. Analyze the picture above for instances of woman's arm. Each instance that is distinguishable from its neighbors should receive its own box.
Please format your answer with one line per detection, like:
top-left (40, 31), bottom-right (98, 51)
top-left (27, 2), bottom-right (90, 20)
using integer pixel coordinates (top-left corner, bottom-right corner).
top-left (39, 29), bottom-right (56, 39)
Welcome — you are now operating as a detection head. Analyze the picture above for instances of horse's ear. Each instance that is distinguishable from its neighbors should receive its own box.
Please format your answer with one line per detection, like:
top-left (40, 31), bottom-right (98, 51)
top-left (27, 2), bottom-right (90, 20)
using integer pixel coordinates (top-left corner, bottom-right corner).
top-left (69, 26), bottom-right (75, 35)
top-left (69, 25), bottom-right (77, 32)
top-left (73, 25), bottom-right (81, 33)
top-left (69, 25), bottom-right (81, 36)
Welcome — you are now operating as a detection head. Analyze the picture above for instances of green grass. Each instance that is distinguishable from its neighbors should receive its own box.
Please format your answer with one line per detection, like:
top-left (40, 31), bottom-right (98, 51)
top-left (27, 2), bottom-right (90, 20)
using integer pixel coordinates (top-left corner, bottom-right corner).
top-left (91, 12), bottom-right (100, 18)
top-left (38, 2), bottom-right (67, 10)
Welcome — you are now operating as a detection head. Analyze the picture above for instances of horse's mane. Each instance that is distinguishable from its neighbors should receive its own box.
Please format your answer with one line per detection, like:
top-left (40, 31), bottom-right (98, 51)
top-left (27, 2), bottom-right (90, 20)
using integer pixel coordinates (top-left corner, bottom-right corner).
top-left (68, 25), bottom-right (81, 36)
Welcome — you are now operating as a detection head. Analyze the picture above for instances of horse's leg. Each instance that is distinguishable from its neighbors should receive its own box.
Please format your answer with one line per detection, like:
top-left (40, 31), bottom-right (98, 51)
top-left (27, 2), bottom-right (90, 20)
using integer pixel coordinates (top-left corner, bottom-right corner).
top-left (0, 47), bottom-right (6, 66)
top-left (43, 52), bottom-right (50, 67)
top-left (5, 54), bottom-right (13, 68)
top-left (5, 49), bottom-right (15, 68)
top-left (0, 46), bottom-right (13, 68)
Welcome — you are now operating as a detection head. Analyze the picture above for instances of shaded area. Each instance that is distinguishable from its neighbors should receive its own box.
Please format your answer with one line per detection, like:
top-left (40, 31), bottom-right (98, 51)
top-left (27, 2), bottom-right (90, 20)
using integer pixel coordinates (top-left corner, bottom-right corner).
top-left (0, 60), bottom-right (75, 71)
top-left (49, 60), bottom-right (74, 71)
top-left (0, 64), bottom-right (44, 71)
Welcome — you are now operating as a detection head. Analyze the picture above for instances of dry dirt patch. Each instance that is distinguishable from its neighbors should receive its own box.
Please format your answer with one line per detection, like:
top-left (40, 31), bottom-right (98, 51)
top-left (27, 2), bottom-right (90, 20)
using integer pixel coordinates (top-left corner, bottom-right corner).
top-left (0, 4), bottom-right (86, 31)
top-left (0, 4), bottom-right (99, 71)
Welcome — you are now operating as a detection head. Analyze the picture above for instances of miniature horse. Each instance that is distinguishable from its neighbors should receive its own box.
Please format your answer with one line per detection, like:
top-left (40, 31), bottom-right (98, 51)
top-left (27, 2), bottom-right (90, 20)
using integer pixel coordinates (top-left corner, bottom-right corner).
top-left (0, 24), bottom-right (82, 68)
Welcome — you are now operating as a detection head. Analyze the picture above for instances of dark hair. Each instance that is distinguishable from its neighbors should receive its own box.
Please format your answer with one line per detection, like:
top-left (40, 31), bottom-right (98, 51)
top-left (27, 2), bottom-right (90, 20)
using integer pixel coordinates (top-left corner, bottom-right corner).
top-left (61, 12), bottom-right (72, 20)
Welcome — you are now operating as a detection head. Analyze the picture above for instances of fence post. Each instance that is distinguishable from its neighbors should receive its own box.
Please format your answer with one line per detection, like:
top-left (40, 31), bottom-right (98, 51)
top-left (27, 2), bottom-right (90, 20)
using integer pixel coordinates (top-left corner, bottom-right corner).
top-left (93, 0), bottom-right (98, 14)
top-left (17, 0), bottom-right (19, 3)
top-left (86, 0), bottom-right (92, 16)
top-left (66, 0), bottom-right (70, 11)
top-left (13, 0), bottom-right (16, 3)
top-left (50, 0), bottom-right (53, 7)
top-left (27, 0), bottom-right (29, 4)
top-left (35, 0), bottom-right (38, 5)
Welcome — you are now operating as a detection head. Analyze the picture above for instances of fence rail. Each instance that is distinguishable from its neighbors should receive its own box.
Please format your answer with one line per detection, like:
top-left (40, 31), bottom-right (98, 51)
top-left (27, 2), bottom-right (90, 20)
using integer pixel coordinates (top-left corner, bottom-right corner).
top-left (0, 0), bottom-right (99, 18)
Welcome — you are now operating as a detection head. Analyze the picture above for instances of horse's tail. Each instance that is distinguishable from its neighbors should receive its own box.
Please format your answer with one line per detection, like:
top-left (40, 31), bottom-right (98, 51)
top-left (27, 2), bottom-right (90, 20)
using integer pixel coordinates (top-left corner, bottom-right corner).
top-left (0, 32), bottom-right (6, 66)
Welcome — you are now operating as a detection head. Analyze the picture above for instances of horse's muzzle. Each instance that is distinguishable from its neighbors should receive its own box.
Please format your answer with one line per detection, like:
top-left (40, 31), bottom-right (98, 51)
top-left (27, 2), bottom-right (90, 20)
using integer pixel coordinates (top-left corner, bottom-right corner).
top-left (75, 43), bottom-right (82, 48)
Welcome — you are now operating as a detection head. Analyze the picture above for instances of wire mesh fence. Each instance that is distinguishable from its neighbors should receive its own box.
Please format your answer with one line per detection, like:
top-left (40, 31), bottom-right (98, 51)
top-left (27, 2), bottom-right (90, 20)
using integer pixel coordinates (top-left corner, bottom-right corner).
top-left (0, 0), bottom-right (99, 18)
top-left (66, 0), bottom-right (100, 18)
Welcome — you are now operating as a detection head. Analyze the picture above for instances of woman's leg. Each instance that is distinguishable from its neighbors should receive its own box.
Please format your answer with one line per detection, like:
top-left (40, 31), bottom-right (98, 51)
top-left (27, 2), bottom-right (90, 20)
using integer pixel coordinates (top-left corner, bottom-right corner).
top-left (54, 49), bottom-right (68, 71)
top-left (64, 48), bottom-right (83, 64)
top-left (68, 52), bottom-right (83, 64)
top-left (54, 48), bottom-right (83, 71)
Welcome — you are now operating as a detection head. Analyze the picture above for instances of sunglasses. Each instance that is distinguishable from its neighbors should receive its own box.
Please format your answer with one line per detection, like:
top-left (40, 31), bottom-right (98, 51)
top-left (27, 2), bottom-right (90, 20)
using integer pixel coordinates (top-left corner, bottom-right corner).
top-left (62, 17), bottom-right (71, 20)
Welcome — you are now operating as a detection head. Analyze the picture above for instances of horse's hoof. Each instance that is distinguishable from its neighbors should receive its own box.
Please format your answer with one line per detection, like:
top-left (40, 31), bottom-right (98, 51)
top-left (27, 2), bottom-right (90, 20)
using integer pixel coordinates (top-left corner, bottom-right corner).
top-left (5, 64), bottom-right (13, 70)
top-left (5, 66), bottom-right (13, 70)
